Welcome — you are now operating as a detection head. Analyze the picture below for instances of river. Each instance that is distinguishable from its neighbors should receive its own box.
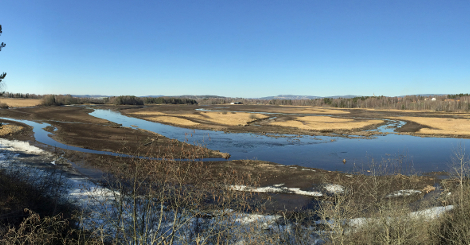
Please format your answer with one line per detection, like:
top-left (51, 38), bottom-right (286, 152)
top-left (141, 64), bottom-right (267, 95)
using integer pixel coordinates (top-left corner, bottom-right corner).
top-left (89, 109), bottom-right (470, 174)
top-left (2, 108), bottom-right (469, 174)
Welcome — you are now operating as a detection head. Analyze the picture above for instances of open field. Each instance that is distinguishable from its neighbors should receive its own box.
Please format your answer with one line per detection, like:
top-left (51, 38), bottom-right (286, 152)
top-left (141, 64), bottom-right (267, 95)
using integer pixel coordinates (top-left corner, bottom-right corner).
top-left (268, 115), bottom-right (383, 131)
top-left (259, 105), bottom-right (350, 114)
top-left (130, 110), bottom-right (269, 127)
top-left (121, 105), bottom-right (382, 136)
top-left (391, 116), bottom-right (470, 136)
top-left (119, 104), bottom-right (470, 138)
top-left (0, 98), bottom-right (42, 107)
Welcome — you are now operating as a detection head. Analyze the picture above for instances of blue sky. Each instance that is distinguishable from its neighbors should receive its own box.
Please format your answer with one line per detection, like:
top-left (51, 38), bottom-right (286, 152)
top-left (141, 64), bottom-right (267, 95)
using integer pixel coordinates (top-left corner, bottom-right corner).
top-left (1, 1), bottom-right (469, 98)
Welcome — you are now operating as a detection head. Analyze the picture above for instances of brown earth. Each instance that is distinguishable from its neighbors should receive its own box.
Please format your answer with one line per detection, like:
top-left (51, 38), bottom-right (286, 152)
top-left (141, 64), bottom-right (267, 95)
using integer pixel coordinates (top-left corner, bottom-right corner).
top-left (118, 105), bottom-right (386, 138)
top-left (0, 106), bottom-right (228, 159)
top-left (61, 151), bottom-right (439, 212)
top-left (116, 104), bottom-right (470, 139)
top-left (0, 105), bottom-right (445, 212)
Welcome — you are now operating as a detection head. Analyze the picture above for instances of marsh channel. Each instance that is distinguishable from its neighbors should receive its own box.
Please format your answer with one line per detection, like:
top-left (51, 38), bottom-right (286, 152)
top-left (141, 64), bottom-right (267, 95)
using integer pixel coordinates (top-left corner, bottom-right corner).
top-left (4, 107), bottom-right (467, 174)
top-left (91, 109), bottom-right (470, 174)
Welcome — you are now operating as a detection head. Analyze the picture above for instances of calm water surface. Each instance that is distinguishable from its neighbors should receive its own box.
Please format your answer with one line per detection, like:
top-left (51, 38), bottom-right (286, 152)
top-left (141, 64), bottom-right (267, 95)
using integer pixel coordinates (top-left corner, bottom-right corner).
top-left (90, 109), bottom-right (470, 173)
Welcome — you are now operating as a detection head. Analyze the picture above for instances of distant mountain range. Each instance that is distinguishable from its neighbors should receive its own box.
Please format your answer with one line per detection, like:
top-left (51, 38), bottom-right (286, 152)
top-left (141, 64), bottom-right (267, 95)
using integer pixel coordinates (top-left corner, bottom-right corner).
top-left (69, 94), bottom-right (451, 100)
top-left (259, 95), bottom-right (321, 100)
top-left (258, 94), bottom-right (359, 100)
top-left (70, 94), bottom-right (111, 98)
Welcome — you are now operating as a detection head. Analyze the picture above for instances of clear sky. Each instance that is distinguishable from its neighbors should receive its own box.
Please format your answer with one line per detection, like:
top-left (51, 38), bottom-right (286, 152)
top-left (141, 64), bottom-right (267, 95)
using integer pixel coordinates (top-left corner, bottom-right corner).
top-left (1, 1), bottom-right (469, 98)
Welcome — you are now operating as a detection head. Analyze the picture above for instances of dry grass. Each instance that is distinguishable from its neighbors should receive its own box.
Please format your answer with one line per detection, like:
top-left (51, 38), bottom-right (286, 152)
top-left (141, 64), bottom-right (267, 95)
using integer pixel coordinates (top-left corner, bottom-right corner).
top-left (0, 99), bottom-right (42, 107)
top-left (0, 125), bottom-right (23, 136)
top-left (391, 116), bottom-right (470, 136)
top-left (145, 116), bottom-right (201, 126)
top-left (187, 112), bottom-right (269, 126)
top-left (130, 111), bottom-right (166, 116)
top-left (269, 116), bottom-right (383, 131)
top-left (272, 106), bottom-right (350, 114)
top-left (358, 108), bottom-right (434, 113)
top-left (131, 111), bottom-right (269, 127)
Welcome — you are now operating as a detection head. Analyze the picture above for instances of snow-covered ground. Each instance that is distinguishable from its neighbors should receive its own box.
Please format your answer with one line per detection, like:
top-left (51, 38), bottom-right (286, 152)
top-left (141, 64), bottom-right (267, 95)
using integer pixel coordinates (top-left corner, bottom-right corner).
top-left (231, 184), bottom-right (323, 196)
top-left (386, 189), bottom-right (422, 198)
top-left (0, 138), bottom-right (457, 244)
top-left (0, 139), bottom-right (322, 243)
top-left (230, 183), bottom-right (345, 196)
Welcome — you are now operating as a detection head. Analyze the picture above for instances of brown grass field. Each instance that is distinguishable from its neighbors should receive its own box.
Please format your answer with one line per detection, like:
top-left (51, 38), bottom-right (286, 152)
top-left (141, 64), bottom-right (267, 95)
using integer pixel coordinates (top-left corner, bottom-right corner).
top-left (0, 125), bottom-right (24, 136)
top-left (391, 116), bottom-right (470, 136)
top-left (0, 98), bottom-right (42, 107)
top-left (264, 105), bottom-right (350, 114)
top-left (130, 111), bottom-right (269, 127)
top-left (268, 116), bottom-right (384, 131)
top-left (146, 116), bottom-right (201, 126)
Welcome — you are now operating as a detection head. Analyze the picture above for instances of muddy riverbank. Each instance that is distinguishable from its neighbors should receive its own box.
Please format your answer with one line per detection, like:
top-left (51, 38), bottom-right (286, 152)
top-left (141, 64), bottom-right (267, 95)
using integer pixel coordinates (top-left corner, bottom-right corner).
top-left (112, 104), bottom-right (470, 139)
top-left (0, 106), bottom-right (228, 159)
top-left (0, 105), bottom-right (452, 212)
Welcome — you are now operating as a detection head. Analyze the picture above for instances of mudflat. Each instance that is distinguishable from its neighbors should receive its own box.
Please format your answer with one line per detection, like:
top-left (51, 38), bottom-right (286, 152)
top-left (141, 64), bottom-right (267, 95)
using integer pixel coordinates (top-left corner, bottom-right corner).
top-left (119, 104), bottom-right (470, 138)
top-left (0, 106), bottom-right (228, 159)
top-left (0, 104), bottom-right (447, 211)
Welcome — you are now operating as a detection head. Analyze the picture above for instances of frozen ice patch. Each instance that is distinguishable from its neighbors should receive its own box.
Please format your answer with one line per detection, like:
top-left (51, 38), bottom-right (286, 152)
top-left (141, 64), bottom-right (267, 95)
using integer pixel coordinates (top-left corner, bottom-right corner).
top-left (324, 184), bottom-right (345, 194)
top-left (230, 185), bottom-right (323, 197)
top-left (0, 139), bottom-right (46, 155)
top-left (386, 189), bottom-right (422, 198)
top-left (409, 205), bottom-right (454, 220)
top-left (343, 205), bottom-right (454, 230)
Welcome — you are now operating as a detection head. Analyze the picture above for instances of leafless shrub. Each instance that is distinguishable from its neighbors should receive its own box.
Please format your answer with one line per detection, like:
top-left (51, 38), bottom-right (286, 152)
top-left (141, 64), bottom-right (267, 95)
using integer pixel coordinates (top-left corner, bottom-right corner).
top-left (431, 144), bottom-right (470, 244)
top-left (1, 209), bottom-right (73, 244)
top-left (75, 145), bottom-right (265, 244)
top-left (315, 157), bottom-right (441, 244)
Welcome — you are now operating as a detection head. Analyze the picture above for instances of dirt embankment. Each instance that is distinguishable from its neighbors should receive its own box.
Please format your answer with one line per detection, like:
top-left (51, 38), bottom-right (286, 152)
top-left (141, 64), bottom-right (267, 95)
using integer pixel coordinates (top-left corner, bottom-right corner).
top-left (0, 106), bottom-right (229, 159)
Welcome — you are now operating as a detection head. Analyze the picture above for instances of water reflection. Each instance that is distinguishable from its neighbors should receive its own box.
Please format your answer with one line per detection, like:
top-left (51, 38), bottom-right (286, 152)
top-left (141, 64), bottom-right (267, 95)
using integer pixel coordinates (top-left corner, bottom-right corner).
top-left (90, 109), bottom-right (470, 173)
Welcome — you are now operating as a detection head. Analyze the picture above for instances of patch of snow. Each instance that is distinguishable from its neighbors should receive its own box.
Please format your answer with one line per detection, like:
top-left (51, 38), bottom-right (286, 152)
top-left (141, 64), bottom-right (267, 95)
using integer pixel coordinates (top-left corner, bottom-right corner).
top-left (333, 205), bottom-right (455, 231)
top-left (234, 213), bottom-right (281, 225)
top-left (230, 185), bottom-right (323, 197)
top-left (301, 168), bottom-right (316, 171)
top-left (409, 205), bottom-right (454, 220)
top-left (0, 139), bottom-right (46, 155)
top-left (0, 139), bottom-right (326, 244)
top-left (324, 184), bottom-right (344, 194)
top-left (345, 175), bottom-right (353, 178)
top-left (386, 189), bottom-right (422, 198)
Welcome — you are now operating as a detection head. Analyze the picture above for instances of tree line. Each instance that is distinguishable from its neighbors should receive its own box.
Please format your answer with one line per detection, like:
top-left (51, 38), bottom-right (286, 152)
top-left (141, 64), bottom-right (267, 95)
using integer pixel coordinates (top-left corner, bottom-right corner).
top-left (107, 96), bottom-right (198, 105)
top-left (197, 94), bottom-right (470, 112)
top-left (2, 92), bottom-right (43, 99)
top-left (5, 91), bottom-right (470, 112)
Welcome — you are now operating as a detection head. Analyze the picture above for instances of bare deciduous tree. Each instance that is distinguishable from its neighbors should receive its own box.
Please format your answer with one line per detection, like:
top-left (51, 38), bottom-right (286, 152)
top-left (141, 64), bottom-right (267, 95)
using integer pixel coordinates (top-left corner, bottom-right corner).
top-left (0, 25), bottom-right (6, 86)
